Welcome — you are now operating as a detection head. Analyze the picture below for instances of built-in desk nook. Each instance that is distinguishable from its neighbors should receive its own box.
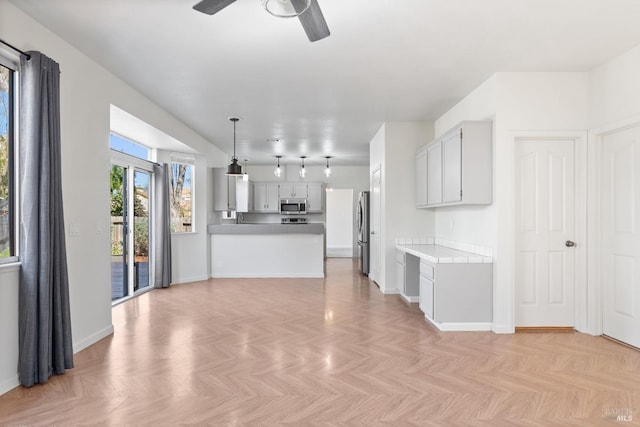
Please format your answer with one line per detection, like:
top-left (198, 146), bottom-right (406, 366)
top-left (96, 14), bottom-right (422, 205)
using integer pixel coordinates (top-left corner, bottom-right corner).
top-left (396, 241), bottom-right (493, 331)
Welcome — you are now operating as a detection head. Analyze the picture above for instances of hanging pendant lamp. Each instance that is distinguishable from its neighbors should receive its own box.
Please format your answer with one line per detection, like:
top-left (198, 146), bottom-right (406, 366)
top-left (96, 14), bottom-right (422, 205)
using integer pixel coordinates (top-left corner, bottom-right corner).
top-left (274, 155), bottom-right (282, 177)
top-left (226, 117), bottom-right (243, 176)
top-left (324, 156), bottom-right (332, 177)
top-left (299, 156), bottom-right (307, 178)
top-left (243, 159), bottom-right (249, 182)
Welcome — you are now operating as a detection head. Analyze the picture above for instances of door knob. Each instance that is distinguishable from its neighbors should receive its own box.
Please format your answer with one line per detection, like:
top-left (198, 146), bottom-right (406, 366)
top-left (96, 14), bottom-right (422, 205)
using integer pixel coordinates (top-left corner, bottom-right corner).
top-left (565, 240), bottom-right (575, 247)
top-left (371, 231), bottom-right (375, 235)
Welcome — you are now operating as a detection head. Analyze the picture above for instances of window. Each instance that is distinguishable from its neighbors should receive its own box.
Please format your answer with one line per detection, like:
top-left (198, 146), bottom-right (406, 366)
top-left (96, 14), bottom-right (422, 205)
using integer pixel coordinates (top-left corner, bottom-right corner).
top-left (170, 154), bottom-right (194, 233)
top-left (0, 62), bottom-right (16, 262)
top-left (110, 132), bottom-right (150, 160)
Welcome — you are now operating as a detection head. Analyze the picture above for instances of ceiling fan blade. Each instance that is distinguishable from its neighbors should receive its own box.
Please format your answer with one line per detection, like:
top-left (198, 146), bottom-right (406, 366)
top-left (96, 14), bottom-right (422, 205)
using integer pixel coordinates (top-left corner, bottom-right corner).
top-left (293, 0), bottom-right (330, 42)
top-left (193, 0), bottom-right (237, 15)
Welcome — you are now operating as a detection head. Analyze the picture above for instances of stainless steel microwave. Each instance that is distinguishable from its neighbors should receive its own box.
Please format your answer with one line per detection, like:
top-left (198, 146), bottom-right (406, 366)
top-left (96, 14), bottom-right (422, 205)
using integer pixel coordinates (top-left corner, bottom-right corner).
top-left (280, 199), bottom-right (307, 215)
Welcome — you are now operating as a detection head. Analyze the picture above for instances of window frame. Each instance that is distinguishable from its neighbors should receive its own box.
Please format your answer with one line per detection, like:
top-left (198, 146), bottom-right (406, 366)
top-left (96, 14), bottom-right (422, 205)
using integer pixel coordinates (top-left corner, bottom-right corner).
top-left (170, 153), bottom-right (195, 234)
top-left (0, 55), bottom-right (19, 265)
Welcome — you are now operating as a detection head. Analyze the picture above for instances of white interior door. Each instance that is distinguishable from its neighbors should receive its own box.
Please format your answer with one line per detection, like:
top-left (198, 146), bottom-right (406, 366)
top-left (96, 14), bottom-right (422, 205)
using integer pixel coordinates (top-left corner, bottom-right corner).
top-left (602, 125), bottom-right (640, 348)
top-left (370, 167), bottom-right (382, 284)
top-left (515, 138), bottom-right (576, 327)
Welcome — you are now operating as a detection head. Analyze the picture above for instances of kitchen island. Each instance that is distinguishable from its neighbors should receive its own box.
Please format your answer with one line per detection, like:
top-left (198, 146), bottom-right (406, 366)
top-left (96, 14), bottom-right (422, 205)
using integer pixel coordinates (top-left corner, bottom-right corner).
top-left (208, 223), bottom-right (325, 278)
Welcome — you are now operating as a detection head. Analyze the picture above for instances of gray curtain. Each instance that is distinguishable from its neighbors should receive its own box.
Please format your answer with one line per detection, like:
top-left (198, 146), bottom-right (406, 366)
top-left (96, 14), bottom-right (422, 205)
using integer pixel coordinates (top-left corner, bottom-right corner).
top-left (153, 163), bottom-right (172, 288)
top-left (18, 51), bottom-right (74, 387)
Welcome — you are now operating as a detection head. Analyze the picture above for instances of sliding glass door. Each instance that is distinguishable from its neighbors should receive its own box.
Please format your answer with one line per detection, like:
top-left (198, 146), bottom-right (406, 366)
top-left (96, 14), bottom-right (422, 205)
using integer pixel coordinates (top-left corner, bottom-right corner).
top-left (133, 170), bottom-right (150, 291)
top-left (110, 164), bottom-right (129, 300)
top-left (111, 158), bottom-right (154, 302)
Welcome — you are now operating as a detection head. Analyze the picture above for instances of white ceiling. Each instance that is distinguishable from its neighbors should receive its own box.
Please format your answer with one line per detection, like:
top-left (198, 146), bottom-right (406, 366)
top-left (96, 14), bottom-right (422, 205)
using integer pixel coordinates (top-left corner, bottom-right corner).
top-left (11, 0), bottom-right (640, 165)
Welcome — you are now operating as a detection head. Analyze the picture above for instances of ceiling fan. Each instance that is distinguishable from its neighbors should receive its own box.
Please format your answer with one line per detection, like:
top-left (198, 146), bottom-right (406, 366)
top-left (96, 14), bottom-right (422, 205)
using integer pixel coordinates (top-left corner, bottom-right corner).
top-left (193, 0), bottom-right (330, 42)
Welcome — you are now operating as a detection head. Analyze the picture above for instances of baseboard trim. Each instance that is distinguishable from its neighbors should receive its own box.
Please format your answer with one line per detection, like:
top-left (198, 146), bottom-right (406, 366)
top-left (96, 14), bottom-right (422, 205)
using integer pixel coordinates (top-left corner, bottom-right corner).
top-left (602, 335), bottom-right (640, 351)
top-left (210, 273), bottom-right (325, 279)
top-left (492, 324), bottom-right (515, 334)
top-left (73, 324), bottom-right (114, 354)
top-left (424, 315), bottom-right (493, 332)
top-left (400, 293), bottom-right (419, 304)
top-left (515, 326), bottom-right (575, 333)
top-left (173, 275), bottom-right (209, 284)
top-left (326, 247), bottom-right (353, 258)
top-left (381, 287), bottom-right (400, 295)
top-left (0, 375), bottom-right (19, 396)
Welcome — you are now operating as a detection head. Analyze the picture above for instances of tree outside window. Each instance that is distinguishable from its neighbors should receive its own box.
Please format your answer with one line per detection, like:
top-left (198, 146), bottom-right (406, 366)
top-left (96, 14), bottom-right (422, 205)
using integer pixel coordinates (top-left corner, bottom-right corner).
top-left (170, 161), bottom-right (193, 233)
top-left (0, 64), bottom-right (14, 260)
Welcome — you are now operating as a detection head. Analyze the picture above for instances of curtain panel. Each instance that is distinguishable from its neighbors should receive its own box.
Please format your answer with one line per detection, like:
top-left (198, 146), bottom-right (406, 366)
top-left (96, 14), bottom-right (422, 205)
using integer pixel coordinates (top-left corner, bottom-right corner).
top-left (18, 51), bottom-right (74, 387)
top-left (153, 162), bottom-right (172, 288)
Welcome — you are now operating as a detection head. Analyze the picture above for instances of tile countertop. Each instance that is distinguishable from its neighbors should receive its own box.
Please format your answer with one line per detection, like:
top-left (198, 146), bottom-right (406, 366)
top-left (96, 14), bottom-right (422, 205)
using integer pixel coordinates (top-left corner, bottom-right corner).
top-left (396, 244), bottom-right (493, 264)
top-left (208, 223), bottom-right (325, 235)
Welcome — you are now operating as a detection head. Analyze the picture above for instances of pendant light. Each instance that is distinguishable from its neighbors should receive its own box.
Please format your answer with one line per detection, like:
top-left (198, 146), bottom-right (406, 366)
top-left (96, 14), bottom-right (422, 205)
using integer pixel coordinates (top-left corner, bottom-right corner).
top-left (273, 155), bottom-right (282, 177)
top-left (262, 0), bottom-right (310, 18)
top-left (324, 156), bottom-right (332, 177)
top-left (299, 156), bottom-right (307, 178)
top-left (226, 117), bottom-right (243, 176)
top-left (242, 159), bottom-right (249, 182)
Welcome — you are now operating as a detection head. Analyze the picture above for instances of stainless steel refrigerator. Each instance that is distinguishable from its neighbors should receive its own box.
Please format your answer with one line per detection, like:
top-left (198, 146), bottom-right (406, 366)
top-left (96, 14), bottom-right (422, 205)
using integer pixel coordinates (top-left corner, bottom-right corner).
top-left (357, 191), bottom-right (370, 275)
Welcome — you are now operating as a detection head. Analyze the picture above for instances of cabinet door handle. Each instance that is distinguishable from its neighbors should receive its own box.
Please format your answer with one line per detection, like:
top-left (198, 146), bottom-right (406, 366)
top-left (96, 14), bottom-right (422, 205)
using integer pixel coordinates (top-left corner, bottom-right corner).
top-left (566, 240), bottom-right (575, 247)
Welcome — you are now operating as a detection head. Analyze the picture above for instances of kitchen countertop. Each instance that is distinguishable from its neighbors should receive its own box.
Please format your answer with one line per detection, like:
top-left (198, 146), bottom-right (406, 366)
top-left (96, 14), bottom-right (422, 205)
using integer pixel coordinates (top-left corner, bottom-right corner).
top-left (208, 223), bottom-right (325, 235)
top-left (396, 244), bottom-right (493, 264)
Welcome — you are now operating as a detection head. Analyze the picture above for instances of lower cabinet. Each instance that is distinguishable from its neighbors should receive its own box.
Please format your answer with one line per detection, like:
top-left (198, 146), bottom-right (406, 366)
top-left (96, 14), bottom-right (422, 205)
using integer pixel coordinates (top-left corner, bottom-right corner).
top-left (418, 259), bottom-right (492, 327)
top-left (395, 252), bottom-right (405, 297)
top-left (419, 275), bottom-right (434, 319)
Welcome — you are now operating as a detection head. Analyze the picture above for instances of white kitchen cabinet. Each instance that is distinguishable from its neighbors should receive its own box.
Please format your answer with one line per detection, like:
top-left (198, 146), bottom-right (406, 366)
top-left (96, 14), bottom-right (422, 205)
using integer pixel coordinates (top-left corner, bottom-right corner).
top-left (396, 251), bottom-right (405, 300)
top-left (251, 183), bottom-right (279, 212)
top-left (398, 251), bottom-right (420, 303)
top-left (423, 121), bottom-right (492, 207)
top-left (442, 130), bottom-right (462, 203)
top-left (415, 145), bottom-right (428, 208)
top-left (418, 258), bottom-right (492, 325)
top-left (307, 182), bottom-right (324, 212)
top-left (212, 167), bottom-right (237, 211)
top-left (279, 183), bottom-right (308, 199)
top-left (426, 141), bottom-right (442, 205)
top-left (419, 275), bottom-right (434, 319)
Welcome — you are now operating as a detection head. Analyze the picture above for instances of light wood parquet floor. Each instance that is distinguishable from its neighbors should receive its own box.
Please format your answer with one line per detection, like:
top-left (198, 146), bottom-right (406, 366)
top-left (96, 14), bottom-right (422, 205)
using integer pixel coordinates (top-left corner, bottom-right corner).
top-left (1, 259), bottom-right (640, 425)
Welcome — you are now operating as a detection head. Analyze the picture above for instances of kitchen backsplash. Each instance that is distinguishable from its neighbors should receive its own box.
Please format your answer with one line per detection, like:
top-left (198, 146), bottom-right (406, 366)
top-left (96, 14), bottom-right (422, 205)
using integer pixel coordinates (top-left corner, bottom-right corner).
top-left (395, 237), bottom-right (493, 258)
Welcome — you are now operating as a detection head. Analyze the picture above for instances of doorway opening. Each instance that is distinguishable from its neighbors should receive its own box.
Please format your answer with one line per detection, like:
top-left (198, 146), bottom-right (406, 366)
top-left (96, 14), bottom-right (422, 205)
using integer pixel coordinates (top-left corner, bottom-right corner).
top-left (325, 189), bottom-right (353, 257)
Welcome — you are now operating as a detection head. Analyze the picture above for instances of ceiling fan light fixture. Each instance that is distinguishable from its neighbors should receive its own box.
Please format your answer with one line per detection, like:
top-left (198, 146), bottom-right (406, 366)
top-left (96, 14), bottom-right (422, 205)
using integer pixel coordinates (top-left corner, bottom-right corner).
top-left (262, 0), bottom-right (310, 18)
top-left (299, 156), bottom-right (307, 178)
top-left (226, 117), bottom-right (244, 176)
top-left (274, 155), bottom-right (282, 177)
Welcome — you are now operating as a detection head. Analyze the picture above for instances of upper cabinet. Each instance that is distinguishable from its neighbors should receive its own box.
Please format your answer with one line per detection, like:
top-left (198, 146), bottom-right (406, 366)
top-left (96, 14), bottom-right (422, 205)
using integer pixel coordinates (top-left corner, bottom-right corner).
top-left (306, 182), bottom-right (324, 213)
top-left (279, 183), bottom-right (308, 199)
top-left (415, 146), bottom-right (428, 208)
top-left (212, 167), bottom-right (237, 211)
top-left (426, 141), bottom-right (443, 206)
top-left (418, 121), bottom-right (492, 208)
top-left (249, 181), bottom-right (325, 213)
top-left (251, 182), bottom-right (279, 212)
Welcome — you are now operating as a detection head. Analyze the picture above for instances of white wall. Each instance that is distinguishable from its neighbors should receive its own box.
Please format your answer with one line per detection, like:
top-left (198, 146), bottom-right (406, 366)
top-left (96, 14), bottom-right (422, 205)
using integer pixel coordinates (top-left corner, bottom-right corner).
top-left (0, 0), bottom-right (226, 394)
top-left (586, 43), bottom-right (640, 335)
top-left (589, 44), bottom-right (640, 129)
top-left (433, 72), bottom-right (589, 333)
top-left (434, 76), bottom-right (497, 247)
top-left (370, 122), bottom-right (435, 293)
